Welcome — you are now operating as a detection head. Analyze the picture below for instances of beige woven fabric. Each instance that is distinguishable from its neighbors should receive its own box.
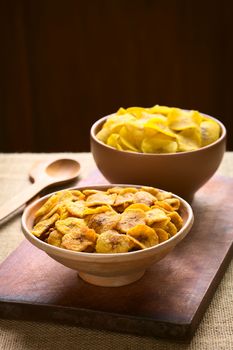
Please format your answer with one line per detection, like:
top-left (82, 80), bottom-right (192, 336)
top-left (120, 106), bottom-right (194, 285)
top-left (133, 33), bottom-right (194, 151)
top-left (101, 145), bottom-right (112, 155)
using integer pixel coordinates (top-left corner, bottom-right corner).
top-left (0, 152), bottom-right (233, 350)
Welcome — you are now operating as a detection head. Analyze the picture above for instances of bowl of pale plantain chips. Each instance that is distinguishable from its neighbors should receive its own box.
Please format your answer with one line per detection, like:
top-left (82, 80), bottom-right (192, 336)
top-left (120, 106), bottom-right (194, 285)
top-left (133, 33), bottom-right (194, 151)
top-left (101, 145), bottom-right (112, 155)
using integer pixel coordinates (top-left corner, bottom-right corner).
top-left (90, 105), bottom-right (226, 202)
top-left (22, 184), bottom-right (194, 287)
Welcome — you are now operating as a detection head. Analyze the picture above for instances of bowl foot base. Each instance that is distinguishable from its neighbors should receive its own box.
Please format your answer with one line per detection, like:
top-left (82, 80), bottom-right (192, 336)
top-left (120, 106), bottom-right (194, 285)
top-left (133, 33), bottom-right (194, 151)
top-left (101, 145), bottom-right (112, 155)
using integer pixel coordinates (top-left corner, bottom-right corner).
top-left (78, 270), bottom-right (145, 287)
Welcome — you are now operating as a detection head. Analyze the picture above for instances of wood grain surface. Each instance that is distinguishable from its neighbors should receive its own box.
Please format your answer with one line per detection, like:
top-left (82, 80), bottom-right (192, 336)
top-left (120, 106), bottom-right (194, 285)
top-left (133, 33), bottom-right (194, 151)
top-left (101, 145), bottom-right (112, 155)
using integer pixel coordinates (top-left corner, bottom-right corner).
top-left (0, 174), bottom-right (232, 341)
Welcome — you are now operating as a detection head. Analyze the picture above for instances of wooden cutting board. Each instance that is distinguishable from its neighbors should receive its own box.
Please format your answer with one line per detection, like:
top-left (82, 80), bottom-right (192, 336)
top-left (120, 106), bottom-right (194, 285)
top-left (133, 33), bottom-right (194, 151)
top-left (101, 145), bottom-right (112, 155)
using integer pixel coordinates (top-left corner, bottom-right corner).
top-left (0, 173), bottom-right (232, 341)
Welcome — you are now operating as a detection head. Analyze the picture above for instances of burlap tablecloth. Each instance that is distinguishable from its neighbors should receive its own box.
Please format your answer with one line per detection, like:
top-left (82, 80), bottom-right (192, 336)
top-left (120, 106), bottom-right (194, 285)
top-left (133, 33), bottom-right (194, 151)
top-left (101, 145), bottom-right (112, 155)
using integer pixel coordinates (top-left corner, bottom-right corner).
top-left (0, 152), bottom-right (232, 350)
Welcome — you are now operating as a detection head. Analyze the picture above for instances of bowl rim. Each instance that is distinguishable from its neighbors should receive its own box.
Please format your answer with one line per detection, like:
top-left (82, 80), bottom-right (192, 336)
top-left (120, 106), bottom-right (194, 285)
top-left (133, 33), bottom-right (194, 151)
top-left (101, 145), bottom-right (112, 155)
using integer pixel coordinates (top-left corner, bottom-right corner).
top-left (21, 184), bottom-right (194, 261)
top-left (90, 111), bottom-right (227, 157)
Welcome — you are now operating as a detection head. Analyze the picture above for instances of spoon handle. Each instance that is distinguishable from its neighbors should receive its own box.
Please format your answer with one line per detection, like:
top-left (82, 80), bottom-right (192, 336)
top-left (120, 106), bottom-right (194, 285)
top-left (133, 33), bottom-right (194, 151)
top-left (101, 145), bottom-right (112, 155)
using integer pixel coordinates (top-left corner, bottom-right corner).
top-left (0, 180), bottom-right (50, 222)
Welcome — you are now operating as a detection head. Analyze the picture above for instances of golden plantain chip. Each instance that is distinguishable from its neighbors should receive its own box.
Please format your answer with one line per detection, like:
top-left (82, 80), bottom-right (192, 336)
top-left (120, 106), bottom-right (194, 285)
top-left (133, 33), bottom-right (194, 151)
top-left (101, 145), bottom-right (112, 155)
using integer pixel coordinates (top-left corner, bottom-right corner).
top-left (141, 135), bottom-right (178, 154)
top-left (83, 205), bottom-right (113, 216)
top-left (155, 191), bottom-right (172, 201)
top-left (125, 203), bottom-right (151, 212)
top-left (146, 208), bottom-right (168, 226)
top-left (151, 218), bottom-right (171, 230)
top-left (47, 229), bottom-right (63, 247)
top-left (168, 109), bottom-right (201, 131)
top-left (95, 230), bottom-right (134, 253)
top-left (127, 224), bottom-right (158, 248)
top-left (177, 127), bottom-right (201, 152)
top-left (88, 211), bottom-right (120, 234)
top-left (107, 133), bottom-right (121, 148)
top-left (107, 187), bottom-right (138, 194)
top-left (119, 126), bottom-right (140, 152)
top-left (34, 194), bottom-right (59, 219)
top-left (113, 192), bottom-right (135, 207)
top-left (200, 119), bottom-right (220, 147)
top-left (66, 200), bottom-right (86, 218)
top-left (167, 211), bottom-right (183, 230)
top-left (141, 186), bottom-right (160, 197)
top-left (154, 228), bottom-right (170, 243)
top-left (70, 190), bottom-right (85, 200)
top-left (133, 190), bottom-right (156, 206)
top-left (152, 201), bottom-right (174, 213)
top-left (127, 235), bottom-right (146, 250)
top-left (31, 213), bottom-right (59, 238)
top-left (86, 192), bottom-right (117, 207)
top-left (117, 209), bottom-right (146, 233)
top-left (56, 204), bottom-right (70, 220)
top-left (55, 217), bottom-right (86, 235)
top-left (61, 226), bottom-right (97, 252)
top-left (163, 198), bottom-right (180, 211)
top-left (165, 221), bottom-right (178, 236)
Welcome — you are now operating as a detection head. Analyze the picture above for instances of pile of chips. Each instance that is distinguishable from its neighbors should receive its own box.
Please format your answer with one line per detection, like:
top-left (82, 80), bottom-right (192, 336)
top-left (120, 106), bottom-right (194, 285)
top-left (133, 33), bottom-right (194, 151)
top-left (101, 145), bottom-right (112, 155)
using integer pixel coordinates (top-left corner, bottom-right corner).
top-left (31, 187), bottom-right (183, 254)
top-left (96, 105), bottom-right (221, 153)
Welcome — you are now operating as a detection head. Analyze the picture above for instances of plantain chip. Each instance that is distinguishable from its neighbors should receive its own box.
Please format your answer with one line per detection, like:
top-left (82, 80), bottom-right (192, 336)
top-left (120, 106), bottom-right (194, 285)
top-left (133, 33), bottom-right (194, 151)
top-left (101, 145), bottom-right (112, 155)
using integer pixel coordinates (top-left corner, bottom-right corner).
top-left (127, 224), bottom-right (158, 248)
top-left (66, 200), bottom-right (86, 218)
top-left (167, 211), bottom-right (183, 230)
top-left (113, 192), bottom-right (135, 207)
top-left (86, 192), bottom-right (117, 207)
top-left (88, 211), bottom-right (120, 234)
top-left (133, 190), bottom-right (156, 206)
top-left (200, 119), bottom-right (220, 146)
top-left (146, 208), bottom-right (168, 226)
top-left (154, 228), bottom-right (170, 243)
top-left (117, 209), bottom-right (146, 233)
top-left (47, 229), bottom-right (63, 247)
top-left (31, 213), bottom-right (59, 238)
top-left (61, 226), bottom-right (97, 252)
top-left (165, 221), bottom-right (178, 236)
top-left (55, 217), bottom-right (86, 235)
top-left (95, 230), bottom-right (134, 253)
top-left (125, 203), bottom-right (151, 212)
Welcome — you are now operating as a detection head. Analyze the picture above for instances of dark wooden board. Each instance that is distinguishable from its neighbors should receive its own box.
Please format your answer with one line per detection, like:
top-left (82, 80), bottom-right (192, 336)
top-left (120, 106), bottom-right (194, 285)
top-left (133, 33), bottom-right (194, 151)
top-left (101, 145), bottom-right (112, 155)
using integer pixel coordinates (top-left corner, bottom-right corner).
top-left (0, 173), bottom-right (233, 341)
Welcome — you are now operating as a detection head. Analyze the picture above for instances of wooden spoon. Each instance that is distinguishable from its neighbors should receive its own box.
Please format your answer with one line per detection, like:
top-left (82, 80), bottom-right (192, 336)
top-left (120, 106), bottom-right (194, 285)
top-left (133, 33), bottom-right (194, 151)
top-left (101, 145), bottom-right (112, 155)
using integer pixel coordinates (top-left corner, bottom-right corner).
top-left (0, 158), bottom-right (81, 222)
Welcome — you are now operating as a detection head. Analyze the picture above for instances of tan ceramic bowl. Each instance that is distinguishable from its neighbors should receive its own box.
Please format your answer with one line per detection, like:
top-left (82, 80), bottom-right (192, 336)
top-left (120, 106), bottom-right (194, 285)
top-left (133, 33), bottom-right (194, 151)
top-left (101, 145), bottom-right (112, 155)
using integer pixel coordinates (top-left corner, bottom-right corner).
top-left (90, 114), bottom-right (226, 202)
top-left (22, 185), bottom-right (194, 287)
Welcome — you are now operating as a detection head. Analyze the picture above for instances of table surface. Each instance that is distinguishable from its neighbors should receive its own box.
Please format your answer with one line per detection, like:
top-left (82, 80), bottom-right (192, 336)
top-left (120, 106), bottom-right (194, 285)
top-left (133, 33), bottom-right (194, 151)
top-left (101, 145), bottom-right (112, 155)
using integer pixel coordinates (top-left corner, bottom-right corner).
top-left (0, 152), bottom-right (233, 350)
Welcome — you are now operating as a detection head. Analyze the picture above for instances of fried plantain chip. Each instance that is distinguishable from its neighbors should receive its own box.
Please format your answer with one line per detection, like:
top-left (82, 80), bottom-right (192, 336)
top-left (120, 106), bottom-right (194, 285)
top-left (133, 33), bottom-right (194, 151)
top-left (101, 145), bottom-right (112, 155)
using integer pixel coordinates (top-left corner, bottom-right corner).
top-left (47, 229), bottom-right (63, 247)
top-left (31, 213), bottom-right (59, 238)
top-left (83, 205), bottom-right (113, 216)
top-left (88, 211), bottom-right (120, 234)
top-left (167, 211), bottom-right (183, 230)
top-left (113, 192), bottom-right (135, 207)
top-left (141, 186), bottom-right (160, 197)
top-left (151, 218), bottom-right (171, 230)
top-left (154, 228), bottom-right (170, 243)
top-left (127, 224), bottom-right (158, 248)
top-left (66, 200), bottom-right (86, 218)
top-left (155, 191), bottom-right (172, 201)
top-left (117, 209), bottom-right (146, 233)
top-left (86, 192), bottom-right (117, 207)
top-left (146, 208), bottom-right (168, 226)
top-left (152, 201), bottom-right (174, 213)
top-left (200, 119), bottom-right (220, 147)
top-left (61, 226), bottom-right (97, 252)
top-left (55, 217), bottom-right (86, 235)
top-left (107, 187), bottom-right (138, 194)
top-left (165, 221), bottom-right (178, 236)
top-left (133, 190), bottom-right (156, 206)
top-left (163, 198), bottom-right (180, 211)
top-left (95, 230), bottom-right (134, 253)
top-left (125, 203), bottom-right (151, 212)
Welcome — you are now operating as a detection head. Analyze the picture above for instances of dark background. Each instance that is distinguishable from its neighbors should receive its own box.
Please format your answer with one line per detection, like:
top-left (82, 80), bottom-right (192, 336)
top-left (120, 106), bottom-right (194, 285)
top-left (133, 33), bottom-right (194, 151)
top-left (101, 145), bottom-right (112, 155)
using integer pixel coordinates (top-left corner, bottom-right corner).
top-left (0, 1), bottom-right (232, 152)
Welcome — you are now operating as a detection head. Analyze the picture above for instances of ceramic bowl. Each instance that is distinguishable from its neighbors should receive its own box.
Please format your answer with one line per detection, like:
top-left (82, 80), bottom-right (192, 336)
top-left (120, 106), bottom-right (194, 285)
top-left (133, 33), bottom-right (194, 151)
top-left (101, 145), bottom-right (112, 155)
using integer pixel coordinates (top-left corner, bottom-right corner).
top-left (22, 185), bottom-right (194, 287)
top-left (90, 114), bottom-right (226, 202)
